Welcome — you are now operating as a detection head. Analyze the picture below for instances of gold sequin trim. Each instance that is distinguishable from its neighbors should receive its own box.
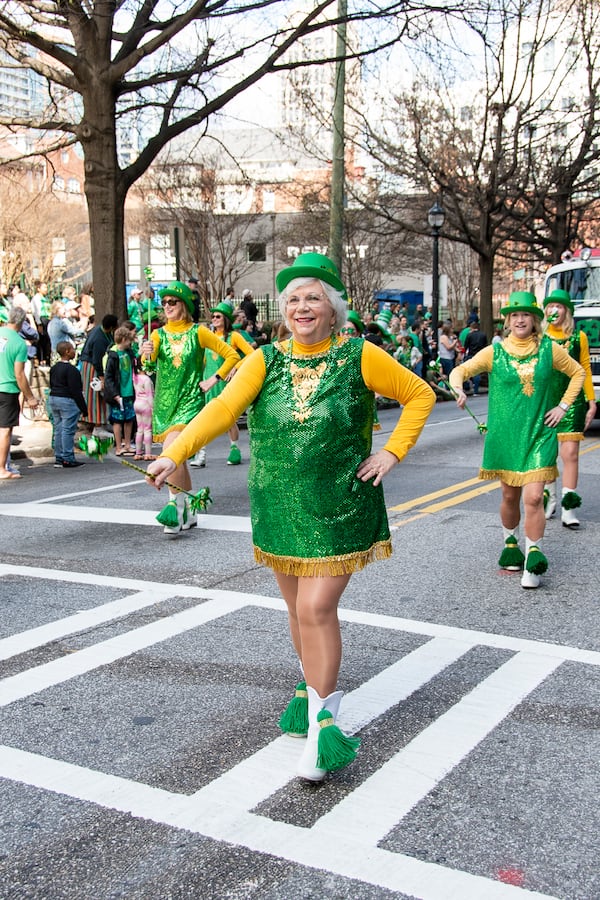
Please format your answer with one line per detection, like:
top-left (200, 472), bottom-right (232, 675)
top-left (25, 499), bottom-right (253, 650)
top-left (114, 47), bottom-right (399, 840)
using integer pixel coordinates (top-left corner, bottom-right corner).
top-left (558, 432), bottom-right (583, 442)
top-left (253, 540), bottom-right (392, 576)
top-left (509, 357), bottom-right (538, 397)
top-left (479, 466), bottom-right (558, 486)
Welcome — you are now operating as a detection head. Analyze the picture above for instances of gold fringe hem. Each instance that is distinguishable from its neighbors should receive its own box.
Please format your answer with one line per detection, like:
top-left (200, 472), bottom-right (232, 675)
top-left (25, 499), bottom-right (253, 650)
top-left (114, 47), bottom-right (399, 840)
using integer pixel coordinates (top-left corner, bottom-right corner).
top-left (253, 540), bottom-right (393, 577)
top-left (558, 432), bottom-right (583, 443)
top-left (479, 466), bottom-right (558, 487)
top-left (152, 424), bottom-right (187, 444)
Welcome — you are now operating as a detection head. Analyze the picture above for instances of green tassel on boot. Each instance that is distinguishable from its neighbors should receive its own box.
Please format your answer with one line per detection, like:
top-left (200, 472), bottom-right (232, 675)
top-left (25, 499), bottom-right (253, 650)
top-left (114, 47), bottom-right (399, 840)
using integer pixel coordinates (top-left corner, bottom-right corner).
top-left (525, 545), bottom-right (548, 575)
top-left (278, 681), bottom-right (308, 736)
top-left (316, 708), bottom-right (360, 772)
top-left (156, 500), bottom-right (179, 527)
top-left (498, 536), bottom-right (525, 569)
top-left (561, 491), bottom-right (581, 510)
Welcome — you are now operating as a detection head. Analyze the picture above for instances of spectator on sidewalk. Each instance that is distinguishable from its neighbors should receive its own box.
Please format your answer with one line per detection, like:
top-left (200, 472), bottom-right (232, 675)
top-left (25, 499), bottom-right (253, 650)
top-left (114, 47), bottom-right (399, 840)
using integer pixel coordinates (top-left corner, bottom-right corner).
top-left (0, 307), bottom-right (40, 480)
top-left (78, 314), bottom-right (118, 439)
top-left (49, 341), bottom-right (87, 469)
top-left (30, 281), bottom-right (52, 366)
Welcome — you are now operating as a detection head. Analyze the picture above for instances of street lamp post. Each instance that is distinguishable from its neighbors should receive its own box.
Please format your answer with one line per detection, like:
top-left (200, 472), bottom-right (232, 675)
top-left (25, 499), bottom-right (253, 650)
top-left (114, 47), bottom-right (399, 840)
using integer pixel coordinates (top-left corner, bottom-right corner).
top-left (427, 201), bottom-right (445, 339)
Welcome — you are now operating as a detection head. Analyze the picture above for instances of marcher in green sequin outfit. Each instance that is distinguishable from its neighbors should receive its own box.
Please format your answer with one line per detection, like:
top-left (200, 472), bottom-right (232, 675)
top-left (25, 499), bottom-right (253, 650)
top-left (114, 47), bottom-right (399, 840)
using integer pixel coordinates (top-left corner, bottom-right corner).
top-left (146, 254), bottom-right (435, 782)
top-left (140, 281), bottom-right (239, 536)
top-left (542, 290), bottom-right (597, 528)
top-left (450, 292), bottom-right (584, 590)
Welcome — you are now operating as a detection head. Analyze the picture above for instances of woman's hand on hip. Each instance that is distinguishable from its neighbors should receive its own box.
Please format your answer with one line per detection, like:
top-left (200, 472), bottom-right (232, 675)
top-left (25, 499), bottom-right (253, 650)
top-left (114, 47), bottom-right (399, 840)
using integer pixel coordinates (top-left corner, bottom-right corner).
top-left (356, 449), bottom-right (399, 487)
top-left (145, 456), bottom-right (176, 489)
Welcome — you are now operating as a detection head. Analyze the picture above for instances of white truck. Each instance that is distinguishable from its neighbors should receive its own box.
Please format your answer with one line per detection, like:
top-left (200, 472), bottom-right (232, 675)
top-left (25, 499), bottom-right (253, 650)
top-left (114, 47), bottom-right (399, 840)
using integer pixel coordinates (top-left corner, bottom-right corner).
top-left (544, 247), bottom-right (600, 416)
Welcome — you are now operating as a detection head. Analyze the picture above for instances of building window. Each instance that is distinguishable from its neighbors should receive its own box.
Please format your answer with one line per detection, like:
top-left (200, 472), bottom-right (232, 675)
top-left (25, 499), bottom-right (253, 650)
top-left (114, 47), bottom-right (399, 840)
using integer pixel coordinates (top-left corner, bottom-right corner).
top-left (52, 237), bottom-right (66, 269)
top-left (247, 242), bottom-right (267, 263)
top-left (149, 234), bottom-right (176, 281)
top-left (67, 177), bottom-right (80, 193)
top-left (127, 234), bottom-right (141, 282)
top-left (54, 175), bottom-right (65, 191)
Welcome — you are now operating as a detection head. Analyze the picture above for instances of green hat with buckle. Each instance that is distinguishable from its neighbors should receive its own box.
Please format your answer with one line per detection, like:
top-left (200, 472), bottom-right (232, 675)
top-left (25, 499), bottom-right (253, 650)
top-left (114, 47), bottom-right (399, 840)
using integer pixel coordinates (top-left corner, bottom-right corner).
top-left (276, 252), bottom-right (347, 300)
top-left (210, 301), bottom-right (234, 322)
top-left (158, 281), bottom-right (196, 316)
top-left (500, 291), bottom-right (544, 320)
top-left (543, 289), bottom-right (575, 315)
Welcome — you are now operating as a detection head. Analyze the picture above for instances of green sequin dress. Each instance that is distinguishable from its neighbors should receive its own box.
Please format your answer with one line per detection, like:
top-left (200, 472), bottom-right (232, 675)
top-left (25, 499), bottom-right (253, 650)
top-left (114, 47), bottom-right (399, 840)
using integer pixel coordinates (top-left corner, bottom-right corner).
top-left (482, 336), bottom-right (559, 486)
top-left (152, 326), bottom-right (206, 442)
top-left (545, 331), bottom-right (587, 440)
top-left (247, 339), bottom-right (392, 576)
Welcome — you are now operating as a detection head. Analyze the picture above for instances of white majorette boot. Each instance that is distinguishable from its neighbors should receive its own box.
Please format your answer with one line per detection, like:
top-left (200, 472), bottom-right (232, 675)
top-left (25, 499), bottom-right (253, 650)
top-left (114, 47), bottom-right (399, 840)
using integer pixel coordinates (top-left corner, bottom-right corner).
top-left (498, 526), bottom-right (525, 571)
top-left (543, 482), bottom-right (557, 520)
top-left (156, 490), bottom-right (183, 535)
top-left (190, 448), bottom-right (206, 468)
top-left (561, 488), bottom-right (581, 529)
top-left (521, 537), bottom-right (548, 589)
top-left (279, 681), bottom-right (308, 738)
top-left (296, 686), bottom-right (359, 782)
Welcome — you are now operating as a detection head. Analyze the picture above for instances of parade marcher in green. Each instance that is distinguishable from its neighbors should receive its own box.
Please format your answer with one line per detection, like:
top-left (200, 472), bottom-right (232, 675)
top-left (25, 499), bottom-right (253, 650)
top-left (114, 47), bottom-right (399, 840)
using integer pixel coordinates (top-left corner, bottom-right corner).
top-left (140, 281), bottom-right (238, 536)
top-left (450, 291), bottom-right (584, 589)
top-left (542, 289), bottom-right (597, 527)
top-left (190, 301), bottom-right (254, 468)
top-left (146, 254), bottom-right (435, 782)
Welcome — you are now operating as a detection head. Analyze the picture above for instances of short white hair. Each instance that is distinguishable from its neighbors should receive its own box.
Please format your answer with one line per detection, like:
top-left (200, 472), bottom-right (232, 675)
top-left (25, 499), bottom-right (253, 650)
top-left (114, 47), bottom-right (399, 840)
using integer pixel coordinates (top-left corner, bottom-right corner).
top-left (279, 277), bottom-right (348, 331)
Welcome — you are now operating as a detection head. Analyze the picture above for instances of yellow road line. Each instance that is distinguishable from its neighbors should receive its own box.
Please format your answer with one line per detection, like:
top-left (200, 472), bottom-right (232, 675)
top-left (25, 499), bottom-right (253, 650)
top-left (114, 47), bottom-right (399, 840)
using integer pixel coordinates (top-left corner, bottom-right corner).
top-left (388, 476), bottom-right (482, 512)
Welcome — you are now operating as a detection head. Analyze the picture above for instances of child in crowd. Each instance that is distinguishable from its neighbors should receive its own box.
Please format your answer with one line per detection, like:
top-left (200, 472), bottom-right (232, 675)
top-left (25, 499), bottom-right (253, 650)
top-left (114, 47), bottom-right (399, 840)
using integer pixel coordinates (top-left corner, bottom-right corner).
top-left (49, 340), bottom-right (88, 468)
top-left (103, 325), bottom-right (136, 456)
top-left (133, 370), bottom-right (155, 460)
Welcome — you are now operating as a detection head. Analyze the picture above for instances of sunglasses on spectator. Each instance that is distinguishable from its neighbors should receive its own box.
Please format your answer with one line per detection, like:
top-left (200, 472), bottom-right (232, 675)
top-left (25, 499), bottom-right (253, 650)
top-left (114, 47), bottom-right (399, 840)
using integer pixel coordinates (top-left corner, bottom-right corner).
top-left (161, 298), bottom-right (181, 307)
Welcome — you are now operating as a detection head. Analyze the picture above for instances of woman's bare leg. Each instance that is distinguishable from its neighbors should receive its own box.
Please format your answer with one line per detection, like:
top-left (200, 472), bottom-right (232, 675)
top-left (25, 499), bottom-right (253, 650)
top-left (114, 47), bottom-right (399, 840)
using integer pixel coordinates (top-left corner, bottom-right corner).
top-left (162, 430), bottom-right (191, 491)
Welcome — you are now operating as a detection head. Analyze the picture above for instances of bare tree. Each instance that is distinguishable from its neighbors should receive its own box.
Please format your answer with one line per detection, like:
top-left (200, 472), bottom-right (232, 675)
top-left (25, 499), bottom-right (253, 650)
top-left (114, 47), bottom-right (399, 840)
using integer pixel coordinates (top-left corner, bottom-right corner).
top-left (0, 0), bottom-right (430, 319)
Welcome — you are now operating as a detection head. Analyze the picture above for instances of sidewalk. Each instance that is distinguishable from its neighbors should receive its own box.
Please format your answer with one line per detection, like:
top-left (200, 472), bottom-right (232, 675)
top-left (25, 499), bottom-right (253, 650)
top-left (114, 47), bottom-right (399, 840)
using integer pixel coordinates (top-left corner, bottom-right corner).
top-left (11, 416), bottom-right (54, 463)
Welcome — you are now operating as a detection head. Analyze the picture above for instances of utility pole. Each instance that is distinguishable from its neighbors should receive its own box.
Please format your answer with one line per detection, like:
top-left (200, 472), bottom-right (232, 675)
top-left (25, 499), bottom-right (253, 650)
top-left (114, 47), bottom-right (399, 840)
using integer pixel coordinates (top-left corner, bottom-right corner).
top-left (328, 0), bottom-right (347, 277)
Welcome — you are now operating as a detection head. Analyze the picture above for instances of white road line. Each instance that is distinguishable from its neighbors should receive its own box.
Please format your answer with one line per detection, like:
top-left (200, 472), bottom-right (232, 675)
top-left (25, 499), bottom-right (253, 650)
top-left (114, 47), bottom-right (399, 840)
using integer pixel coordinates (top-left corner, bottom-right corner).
top-left (30, 478), bottom-right (143, 503)
top-left (1, 565), bottom-right (599, 667)
top-left (0, 502), bottom-right (252, 531)
top-left (0, 597), bottom-right (247, 706)
top-left (313, 651), bottom-right (562, 845)
top-left (0, 745), bottom-right (556, 899)
top-left (0, 589), bottom-right (176, 661)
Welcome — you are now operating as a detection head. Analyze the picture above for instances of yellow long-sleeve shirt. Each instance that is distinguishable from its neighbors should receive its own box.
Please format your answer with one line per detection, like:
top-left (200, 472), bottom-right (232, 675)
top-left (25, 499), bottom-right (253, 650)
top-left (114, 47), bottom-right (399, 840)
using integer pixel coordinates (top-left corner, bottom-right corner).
top-left (546, 324), bottom-right (595, 402)
top-left (162, 337), bottom-right (436, 467)
top-left (143, 321), bottom-right (240, 380)
top-left (450, 335), bottom-right (585, 407)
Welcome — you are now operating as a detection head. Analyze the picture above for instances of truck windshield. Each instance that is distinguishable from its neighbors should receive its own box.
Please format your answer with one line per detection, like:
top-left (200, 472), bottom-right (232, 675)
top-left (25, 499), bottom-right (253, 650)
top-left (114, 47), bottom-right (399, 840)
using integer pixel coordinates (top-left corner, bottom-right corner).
top-left (546, 265), bottom-right (600, 302)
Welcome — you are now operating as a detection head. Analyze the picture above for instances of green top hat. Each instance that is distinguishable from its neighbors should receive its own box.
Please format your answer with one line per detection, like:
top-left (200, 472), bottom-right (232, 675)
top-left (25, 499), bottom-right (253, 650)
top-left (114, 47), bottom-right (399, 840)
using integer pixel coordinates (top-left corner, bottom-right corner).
top-left (158, 281), bottom-right (196, 316)
top-left (500, 291), bottom-right (544, 320)
top-left (276, 252), bottom-right (347, 300)
top-left (543, 289), bottom-right (575, 315)
top-left (210, 301), bottom-right (234, 323)
top-left (346, 309), bottom-right (365, 333)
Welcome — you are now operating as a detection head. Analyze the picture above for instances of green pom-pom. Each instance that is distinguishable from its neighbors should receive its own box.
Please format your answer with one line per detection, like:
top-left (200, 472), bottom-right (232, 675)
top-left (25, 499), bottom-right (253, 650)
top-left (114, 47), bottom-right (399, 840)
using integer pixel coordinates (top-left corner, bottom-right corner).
top-left (526, 546), bottom-right (548, 575)
top-left (561, 491), bottom-right (581, 510)
top-left (278, 681), bottom-right (308, 736)
top-left (156, 500), bottom-right (179, 527)
top-left (78, 434), bottom-right (113, 460)
top-left (543, 488), bottom-right (550, 511)
top-left (316, 708), bottom-right (360, 772)
top-left (189, 487), bottom-right (212, 513)
top-left (498, 536), bottom-right (525, 569)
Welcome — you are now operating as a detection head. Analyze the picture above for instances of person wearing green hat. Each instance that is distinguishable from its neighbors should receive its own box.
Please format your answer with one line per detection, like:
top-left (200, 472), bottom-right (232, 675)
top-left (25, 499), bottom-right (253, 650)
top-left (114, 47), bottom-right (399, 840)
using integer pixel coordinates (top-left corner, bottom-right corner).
top-left (449, 290), bottom-right (585, 589)
top-left (146, 252), bottom-right (435, 781)
top-left (338, 309), bottom-right (365, 338)
top-left (140, 281), bottom-right (239, 535)
top-left (190, 301), bottom-right (255, 468)
top-left (542, 289), bottom-right (597, 526)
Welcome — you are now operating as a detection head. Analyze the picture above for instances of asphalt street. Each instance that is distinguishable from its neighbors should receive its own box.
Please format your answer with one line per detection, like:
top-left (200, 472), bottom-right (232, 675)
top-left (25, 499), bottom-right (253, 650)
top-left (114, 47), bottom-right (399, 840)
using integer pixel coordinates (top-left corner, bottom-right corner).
top-left (1, 398), bottom-right (599, 900)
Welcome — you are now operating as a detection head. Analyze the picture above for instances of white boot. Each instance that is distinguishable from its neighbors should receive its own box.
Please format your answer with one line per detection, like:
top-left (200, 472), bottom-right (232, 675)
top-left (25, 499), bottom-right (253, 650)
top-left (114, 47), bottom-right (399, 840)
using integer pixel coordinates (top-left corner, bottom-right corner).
top-left (181, 497), bottom-right (197, 531)
top-left (521, 537), bottom-right (547, 589)
top-left (297, 686), bottom-right (344, 782)
top-left (190, 448), bottom-right (206, 468)
top-left (561, 488), bottom-right (580, 529)
top-left (544, 482), bottom-right (557, 520)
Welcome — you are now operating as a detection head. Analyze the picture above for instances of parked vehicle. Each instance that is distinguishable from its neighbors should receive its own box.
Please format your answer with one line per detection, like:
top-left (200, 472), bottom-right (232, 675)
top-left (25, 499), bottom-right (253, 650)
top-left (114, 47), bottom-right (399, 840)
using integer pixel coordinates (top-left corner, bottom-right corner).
top-left (544, 248), bottom-right (600, 417)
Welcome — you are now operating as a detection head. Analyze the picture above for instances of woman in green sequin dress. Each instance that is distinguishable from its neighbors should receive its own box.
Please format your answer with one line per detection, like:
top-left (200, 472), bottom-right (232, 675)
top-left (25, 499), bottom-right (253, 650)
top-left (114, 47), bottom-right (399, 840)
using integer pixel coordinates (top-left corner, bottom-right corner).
top-left (146, 254), bottom-right (435, 782)
top-left (140, 281), bottom-right (239, 535)
top-left (450, 292), bottom-right (584, 590)
top-left (542, 290), bottom-right (597, 527)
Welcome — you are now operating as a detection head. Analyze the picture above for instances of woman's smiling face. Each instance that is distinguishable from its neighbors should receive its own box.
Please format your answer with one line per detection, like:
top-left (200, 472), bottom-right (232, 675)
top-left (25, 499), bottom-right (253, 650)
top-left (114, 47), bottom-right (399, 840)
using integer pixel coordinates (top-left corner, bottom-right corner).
top-left (286, 280), bottom-right (335, 344)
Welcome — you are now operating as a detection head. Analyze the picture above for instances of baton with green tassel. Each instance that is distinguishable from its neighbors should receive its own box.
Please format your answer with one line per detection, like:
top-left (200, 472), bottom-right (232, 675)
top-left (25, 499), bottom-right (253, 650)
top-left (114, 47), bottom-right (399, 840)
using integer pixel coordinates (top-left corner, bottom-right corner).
top-left (441, 381), bottom-right (488, 434)
top-left (120, 457), bottom-right (212, 516)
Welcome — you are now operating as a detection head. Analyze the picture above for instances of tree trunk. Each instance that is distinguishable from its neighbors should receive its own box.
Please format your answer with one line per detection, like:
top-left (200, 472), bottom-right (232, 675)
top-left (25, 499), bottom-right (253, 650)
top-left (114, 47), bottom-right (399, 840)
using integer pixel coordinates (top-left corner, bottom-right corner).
top-left (478, 253), bottom-right (494, 340)
top-left (79, 93), bottom-right (128, 323)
